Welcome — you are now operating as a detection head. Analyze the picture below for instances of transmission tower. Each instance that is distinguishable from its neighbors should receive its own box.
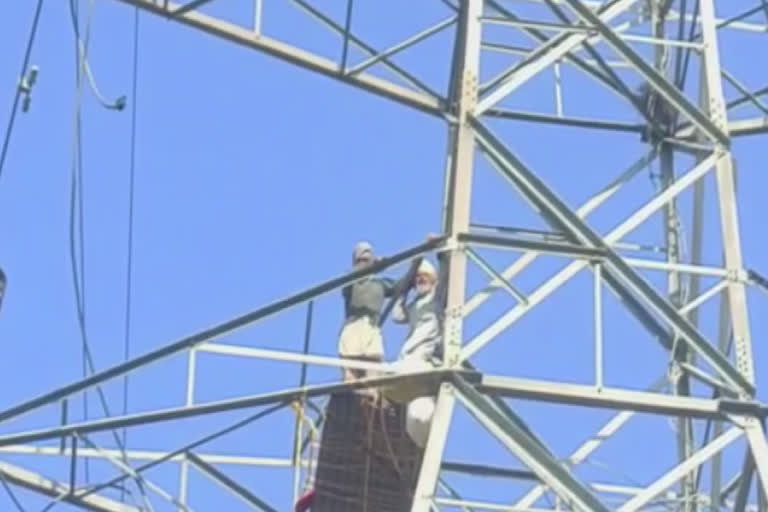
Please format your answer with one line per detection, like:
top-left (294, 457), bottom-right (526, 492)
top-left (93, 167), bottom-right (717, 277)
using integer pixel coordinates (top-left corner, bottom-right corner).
top-left (1, 0), bottom-right (767, 511)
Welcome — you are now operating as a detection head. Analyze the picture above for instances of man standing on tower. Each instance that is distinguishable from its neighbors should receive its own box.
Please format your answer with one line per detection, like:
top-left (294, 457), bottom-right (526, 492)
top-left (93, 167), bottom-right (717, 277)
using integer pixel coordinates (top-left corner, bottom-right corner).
top-left (338, 241), bottom-right (411, 382)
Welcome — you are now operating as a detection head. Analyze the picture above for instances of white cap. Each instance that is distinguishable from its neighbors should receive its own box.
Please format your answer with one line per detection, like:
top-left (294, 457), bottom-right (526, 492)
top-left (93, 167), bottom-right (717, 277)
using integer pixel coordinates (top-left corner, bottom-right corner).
top-left (417, 259), bottom-right (437, 280)
top-left (353, 241), bottom-right (374, 262)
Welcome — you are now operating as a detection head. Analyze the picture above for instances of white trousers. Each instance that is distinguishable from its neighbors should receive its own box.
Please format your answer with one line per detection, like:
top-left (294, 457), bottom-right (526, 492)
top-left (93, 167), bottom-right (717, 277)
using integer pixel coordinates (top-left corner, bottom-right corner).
top-left (397, 356), bottom-right (436, 448)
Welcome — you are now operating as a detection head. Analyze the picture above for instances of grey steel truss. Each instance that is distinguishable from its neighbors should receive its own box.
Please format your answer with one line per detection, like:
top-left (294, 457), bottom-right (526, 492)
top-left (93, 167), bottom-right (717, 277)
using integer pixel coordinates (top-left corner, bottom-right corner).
top-left (2, 0), bottom-right (768, 511)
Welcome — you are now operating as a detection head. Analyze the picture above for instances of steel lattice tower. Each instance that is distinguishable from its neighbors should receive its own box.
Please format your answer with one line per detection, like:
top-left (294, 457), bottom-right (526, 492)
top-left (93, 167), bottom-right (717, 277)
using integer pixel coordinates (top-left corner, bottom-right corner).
top-left (1, 0), bottom-right (767, 511)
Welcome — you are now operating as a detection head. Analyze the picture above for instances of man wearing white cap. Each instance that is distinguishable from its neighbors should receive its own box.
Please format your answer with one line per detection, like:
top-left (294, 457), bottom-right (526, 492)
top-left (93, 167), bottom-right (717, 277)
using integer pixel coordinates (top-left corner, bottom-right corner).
top-left (391, 257), bottom-right (445, 363)
top-left (391, 237), bottom-right (448, 448)
top-left (338, 241), bottom-right (409, 382)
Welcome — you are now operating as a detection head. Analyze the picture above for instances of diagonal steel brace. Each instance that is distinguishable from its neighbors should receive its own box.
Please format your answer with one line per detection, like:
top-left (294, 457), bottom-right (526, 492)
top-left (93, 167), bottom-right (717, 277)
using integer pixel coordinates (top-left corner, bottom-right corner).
top-left (453, 375), bottom-right (612, 512)
top-left (560, 0), bottom-right (729, 146)
top-left (471, 119), bottom-right (754, 396)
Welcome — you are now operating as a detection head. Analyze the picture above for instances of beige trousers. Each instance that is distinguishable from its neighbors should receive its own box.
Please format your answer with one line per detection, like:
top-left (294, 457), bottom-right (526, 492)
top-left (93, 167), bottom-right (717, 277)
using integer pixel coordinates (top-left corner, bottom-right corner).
top-left (337, 317), bottom-right (384, 382)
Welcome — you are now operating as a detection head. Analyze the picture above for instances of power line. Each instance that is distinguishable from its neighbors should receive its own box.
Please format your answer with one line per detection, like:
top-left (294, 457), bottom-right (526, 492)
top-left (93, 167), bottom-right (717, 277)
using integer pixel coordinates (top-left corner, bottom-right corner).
top-left (0, 0), bottom-right (45, 185)
top-left (121, 1), bottom-right (141, 474)
top-left (68, 0), bottom-right (91, 482)
top-left (65, 0), bottom-right (140, 496)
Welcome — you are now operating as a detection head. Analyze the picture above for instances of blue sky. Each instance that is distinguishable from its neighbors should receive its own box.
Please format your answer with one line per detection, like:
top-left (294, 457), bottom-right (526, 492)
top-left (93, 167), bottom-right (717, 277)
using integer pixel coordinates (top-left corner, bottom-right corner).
top-left (0, 1), bottom-right (766, 510)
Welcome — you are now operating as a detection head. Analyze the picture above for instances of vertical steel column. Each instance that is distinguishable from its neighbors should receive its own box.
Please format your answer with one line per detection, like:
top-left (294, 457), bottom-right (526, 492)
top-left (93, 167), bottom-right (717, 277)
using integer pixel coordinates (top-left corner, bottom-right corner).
top-left (745, 420), bottom-right (768, 503)
top-left (440, 0), bottom-right (481, 366)
top-left (178, 349), bottom-right (197, 509)
top-left (411, 2), bottom-right (482, 510)
top-left (651, 2), bottom-right (695, 508)
top-left (593, 263), bottom-right (604, 389)
top-left (698, 0), bottom-right (755, 389)
top-left (254, 0), bottom-right (263, 35)
top-left (410, 383), bottom-right (457, 512)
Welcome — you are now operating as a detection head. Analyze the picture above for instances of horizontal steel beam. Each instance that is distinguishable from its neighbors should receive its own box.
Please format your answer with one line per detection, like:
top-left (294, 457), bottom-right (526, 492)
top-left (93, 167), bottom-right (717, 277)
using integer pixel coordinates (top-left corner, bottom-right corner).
top-left (0, 444), bottom-right (297, 467)
top-left (479, 374), bottom-right (767, 419)
top-left (485, 109), bottom-right (645, 133)
top-left (442, 461), bottom-right (537, 480)
top-left (198, 342), bottom-right (396, 372)
top-left (111, 0), bottom-right (443, 115)
top-left (730, 117), bottom-right (768, 136)
top-left (458, 232), bottom-right (607, 259)
top-left (0, 239), bottom-right (443, 426)
top-left (0, 369), bottom-right (458, 447)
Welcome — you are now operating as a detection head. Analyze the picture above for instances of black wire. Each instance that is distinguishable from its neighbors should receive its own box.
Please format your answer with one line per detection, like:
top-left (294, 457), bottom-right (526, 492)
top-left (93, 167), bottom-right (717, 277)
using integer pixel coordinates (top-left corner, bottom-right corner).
top-left (121, 4), bottom-right (140, 472)
top-left (69, 0), bottom-right (92, 484)
top-left (677, 0), bottom-right (700, 91)
top-left (66, 0), bottom-right (135, 486)
top-left (0, 0), bottom-right (45, 185)
top-left (672, 0), bottom-right (688, 88)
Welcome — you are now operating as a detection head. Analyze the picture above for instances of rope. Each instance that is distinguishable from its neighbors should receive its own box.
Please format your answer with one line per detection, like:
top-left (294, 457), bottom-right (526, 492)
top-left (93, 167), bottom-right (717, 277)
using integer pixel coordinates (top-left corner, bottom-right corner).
top-left (0, 0), bottom-right (45, 185)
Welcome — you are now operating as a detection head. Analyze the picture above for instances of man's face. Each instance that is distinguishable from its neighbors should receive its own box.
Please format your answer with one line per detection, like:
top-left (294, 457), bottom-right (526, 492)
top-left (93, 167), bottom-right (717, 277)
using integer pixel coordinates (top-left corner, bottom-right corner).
top-left (354, 251), bottom-right (374, 268)
top-left (414, 273), bottom-right (435, 295)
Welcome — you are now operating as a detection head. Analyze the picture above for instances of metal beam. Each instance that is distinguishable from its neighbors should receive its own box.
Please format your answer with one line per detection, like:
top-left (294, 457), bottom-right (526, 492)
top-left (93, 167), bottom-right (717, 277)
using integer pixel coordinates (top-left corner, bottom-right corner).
top-left (479, 374), bottom-right (738, 418)
top-left (73, 403), bottom-right (287, 502)
top-left (463, 149), bottom-right (656, 317)
top-left (414, 1), bottom-right (483, 506)
top-left (484, 109), bottom-right (645, 133)
top-left (187, 452), bottom-right (278, 512)
top-left (197, 342), bottom-right (395, 373)
top-left (460, 148), bottom-right (716, 363)
top-left (0, 444), bottom-right (297, 467)
top-left (454, 376), bottom-right (612, 512)
top-left (483, 0), bottom-right (638, 103)
top-left (287, 0), bottom-right (442, 99)
top-left (0, 369), bottom-right (456, 447)
top-left (475, 0), bottom-right (640, 115)
top-left (470, 120), bottom-right (753, 396)
top-left (560, 0), bottom-right (729, 146)
top-left (465, 247), bottom-right (528, 305)
top-left (411, 384), bottom-right (458, 512)
top-left (442, 461), bottom-right (537, 481)
top-left (0, 460), bottom-right (141, 512)
top-left (745, 420), bottom-right (768, 498)
top-left (699, 0), bottom-right (756, 389)
top-left (0, 239), bottom-right (442, 426)
top-left (733, 448), bottom-right (755, 512)
top-left (347, 15), bottom-right (458, 76)
top-left (617, 428), bottom-right (743, 512)
top-left (730, 117), bottom-right (768, 136)
top-left (459, 232), bottom-right (607, 260)
top-left (439, 0), bottom-right (481, 365)
top-left (111, 0), bottom-right (442, 115)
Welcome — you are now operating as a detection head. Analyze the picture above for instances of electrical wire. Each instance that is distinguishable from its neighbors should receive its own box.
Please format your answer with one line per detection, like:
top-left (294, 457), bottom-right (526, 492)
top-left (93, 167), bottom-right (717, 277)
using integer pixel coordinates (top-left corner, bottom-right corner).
top-left (68, 0), bottom-right (126, 112)
top-left (0, 0), bottom-right (45, 185)
top-left (68, 0), bottom-right (92, 483)
top-left (121, 2), bottom-right (140, 471)
top-left (65, 2), bottom-right (145, 504)
top-left (677, 0), bottom-right (700, 91)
